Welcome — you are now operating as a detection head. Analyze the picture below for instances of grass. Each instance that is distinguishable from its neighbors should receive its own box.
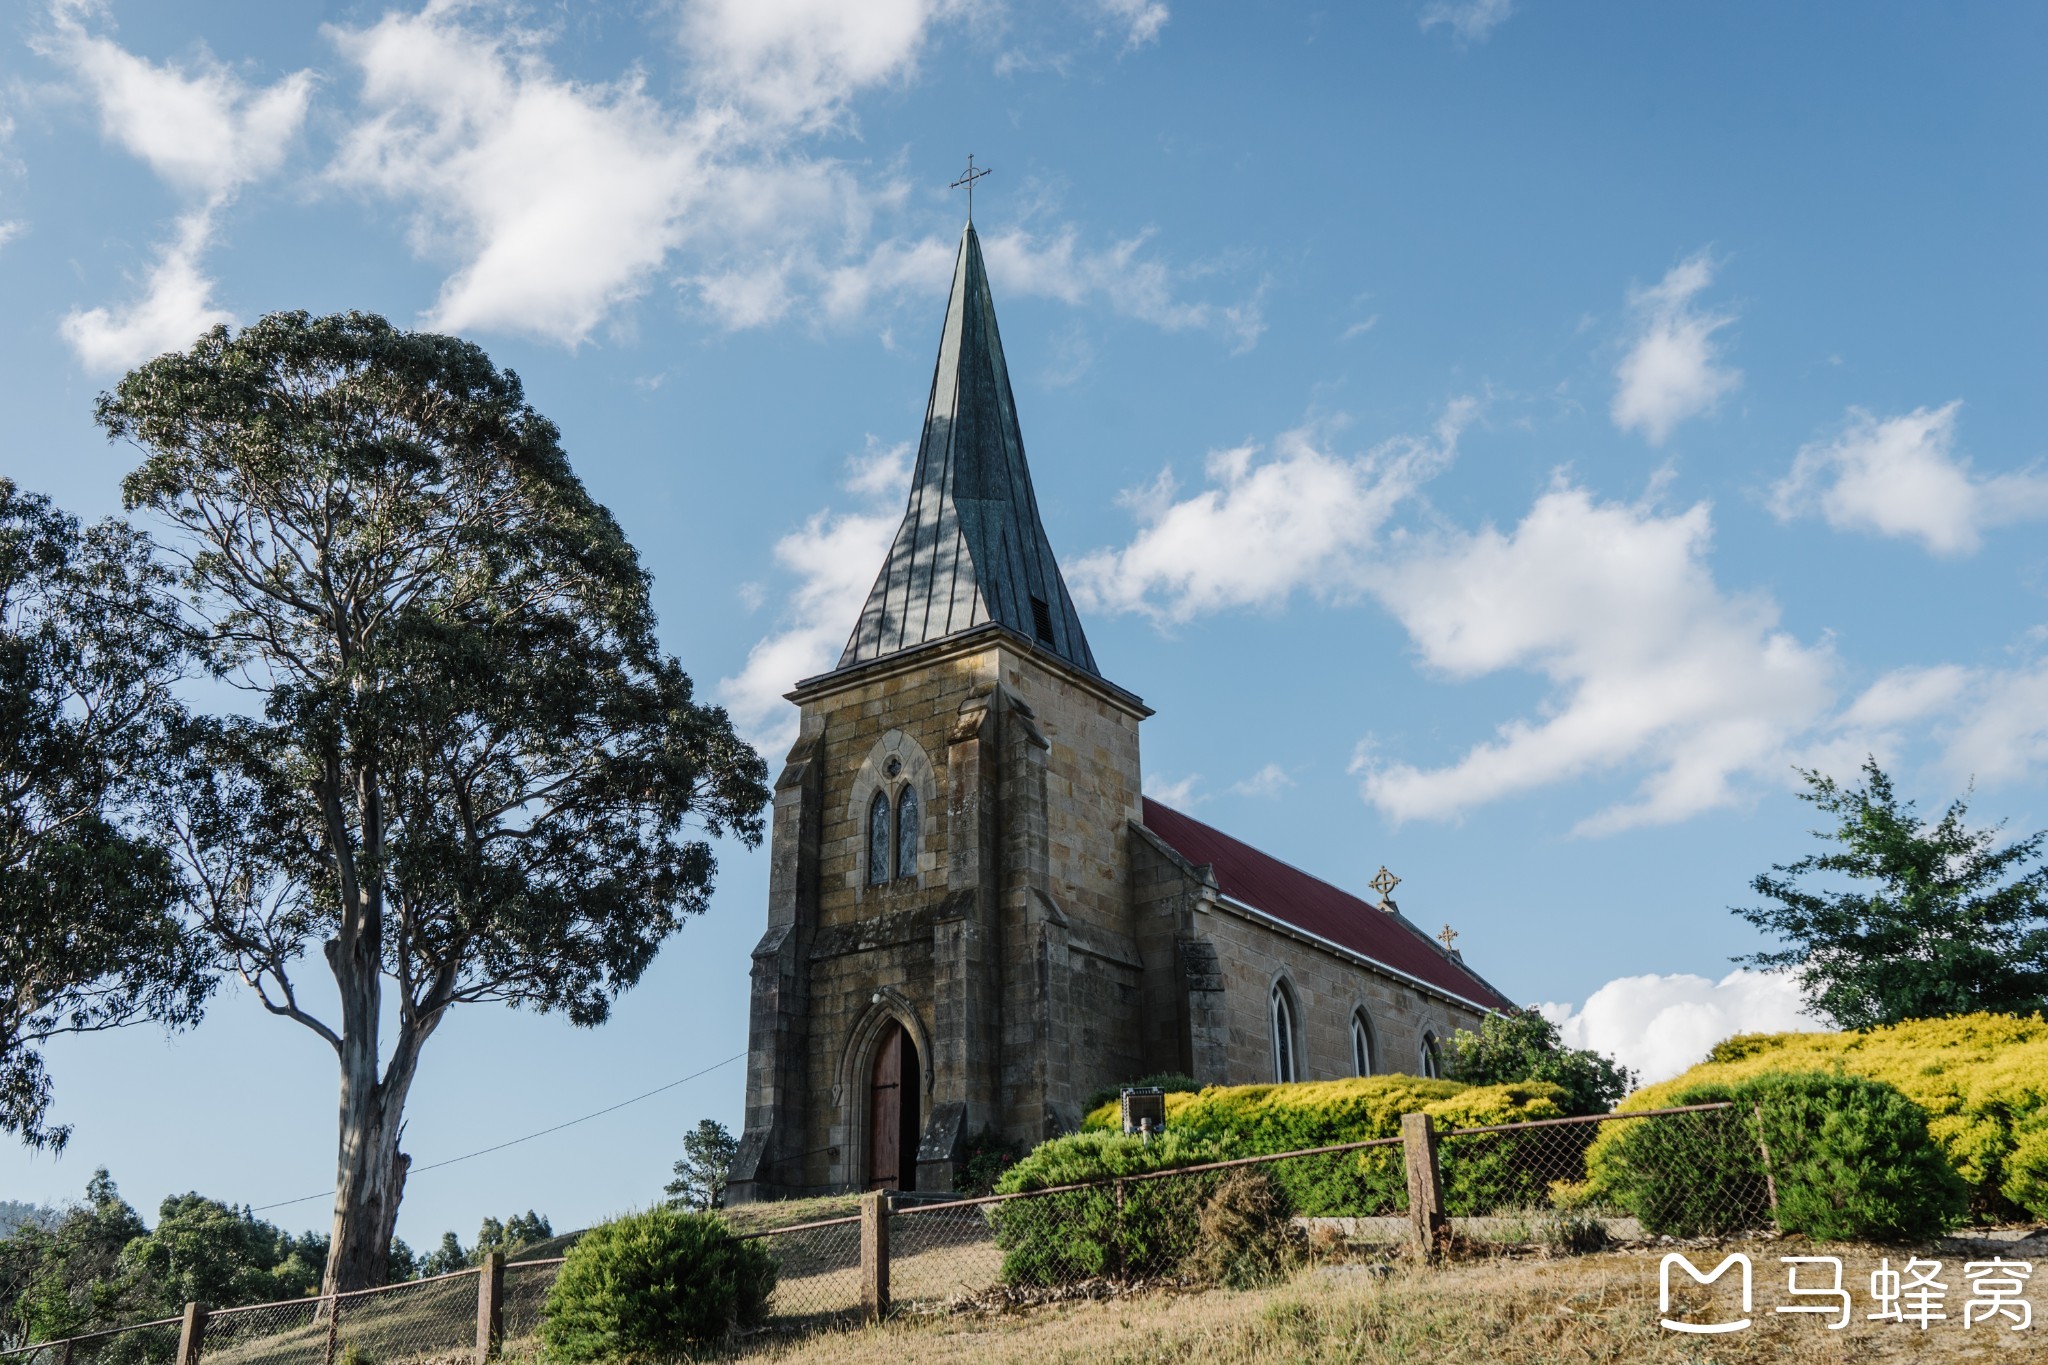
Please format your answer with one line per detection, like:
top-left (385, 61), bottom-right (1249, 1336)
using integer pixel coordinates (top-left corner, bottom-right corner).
top-left (717, 1240), bottom-right (2038, 1363)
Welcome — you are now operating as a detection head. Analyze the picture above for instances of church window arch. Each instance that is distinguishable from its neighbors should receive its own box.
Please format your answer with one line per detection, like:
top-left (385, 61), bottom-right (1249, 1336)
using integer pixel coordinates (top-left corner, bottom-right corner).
top-left (1270, 979), bottom-right (1301, 1084)
top-left (895, 785), bottom-right (921, 879)
top-left (1351, 1009), bottom-right (1377, 1077)
top-left (1419, 1030), bottom-right (1443, 1080)
top-left (867, 790), bottom-right (891, 887)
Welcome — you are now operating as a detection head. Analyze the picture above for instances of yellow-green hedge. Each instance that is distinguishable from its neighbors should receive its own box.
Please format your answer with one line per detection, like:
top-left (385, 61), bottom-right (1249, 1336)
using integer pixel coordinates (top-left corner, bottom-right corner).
top-left (1612, 1012), bottom-right (2048, 1216)
top-left (1076, 1075), bottom-right (1571, 1216)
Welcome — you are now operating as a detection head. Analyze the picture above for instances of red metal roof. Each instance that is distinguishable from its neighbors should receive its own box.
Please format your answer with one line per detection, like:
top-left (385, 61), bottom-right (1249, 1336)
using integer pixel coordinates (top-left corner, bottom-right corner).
top-left (1140, 798), bottom-right (1515, 1012)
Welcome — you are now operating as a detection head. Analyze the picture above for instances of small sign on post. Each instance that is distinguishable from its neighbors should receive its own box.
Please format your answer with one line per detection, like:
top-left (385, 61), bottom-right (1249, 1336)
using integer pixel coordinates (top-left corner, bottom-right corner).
top-left (1121, 1087), bottom-right (1167, 1143)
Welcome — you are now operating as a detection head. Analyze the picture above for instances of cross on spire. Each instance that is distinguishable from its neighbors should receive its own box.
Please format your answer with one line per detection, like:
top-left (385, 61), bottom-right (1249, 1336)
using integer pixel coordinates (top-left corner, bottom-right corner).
top-left (950, 153), bottom-right (991, 221)
top-left (1369, 865), bottom-right (1401, 911)
top-left (1438, 924), bottom-right (1459, 951)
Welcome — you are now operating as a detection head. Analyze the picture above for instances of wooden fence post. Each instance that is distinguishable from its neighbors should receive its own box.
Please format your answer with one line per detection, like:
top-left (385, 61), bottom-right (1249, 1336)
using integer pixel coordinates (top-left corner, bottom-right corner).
top-left (174, 1302), bottom-right (206, 1365)
top-left (474, 1253), bottom-right (505, 1365)
top-left (859, 1191), bottom-right (890, 1323)
top-left (1401, 1112), bottom-right (1447, 1260)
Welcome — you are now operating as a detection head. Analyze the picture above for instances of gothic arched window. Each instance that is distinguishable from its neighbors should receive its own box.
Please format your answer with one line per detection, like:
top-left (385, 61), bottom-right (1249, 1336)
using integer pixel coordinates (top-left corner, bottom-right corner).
top-left (867, 789), bottom-right (891, 887)
top-left (1351, 1010), bottom-right (1376, 1077)
top-left (1270, 981), bottom-right (1299, 1084)
top-left (895, 785), bottom-right (920, 880)
top-left (1419, 1031), bottom-right (1443, 1080)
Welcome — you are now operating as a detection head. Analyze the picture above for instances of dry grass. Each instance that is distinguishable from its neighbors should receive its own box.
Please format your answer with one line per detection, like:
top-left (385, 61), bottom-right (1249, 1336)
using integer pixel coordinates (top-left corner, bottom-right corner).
top-left (723, 1240), bottom-right (2042, 1364)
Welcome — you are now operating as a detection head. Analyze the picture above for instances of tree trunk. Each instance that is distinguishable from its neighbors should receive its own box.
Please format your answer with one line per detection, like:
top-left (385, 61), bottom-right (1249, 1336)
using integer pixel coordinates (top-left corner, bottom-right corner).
top-left (321, 1031), bottom-right (426, 1294)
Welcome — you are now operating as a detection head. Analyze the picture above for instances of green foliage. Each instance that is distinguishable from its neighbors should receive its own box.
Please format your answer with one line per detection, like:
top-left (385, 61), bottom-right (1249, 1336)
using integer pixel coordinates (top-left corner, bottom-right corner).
top-left (1590, 1072), bottom-right (1967, 1240)
top-left (664, 1119), bottom-right (738, 1211)
top-left (0, 1170), bottom-right (329, 1345)
top-left (1444, 1009), bottom-right (1633, 1116)
top-left (1080, 1074), bottom-right (1571, 1216)
top-left (0, 480), bottom-right (209, 1152)
top-left (1079, 1073), bottom-right (1201, 1119)
top-left (990, 1132), bottom-right (1223, 1285)
top-left (1737, 758), bottom-right (2048, 1029)
top-left (1623, 1012), bottom-right (2048, 1218)
top-left (952, 1128), bottom-right (1025, 1196)
top-left (473, 1212), bottom-right (552, 1262)
top-left (540, 1208), bottom-right (773, 1357)
top-left (99, 312), bottom-right (771, 1288)
top-left (417, 1232), bottom-right (468, 1279)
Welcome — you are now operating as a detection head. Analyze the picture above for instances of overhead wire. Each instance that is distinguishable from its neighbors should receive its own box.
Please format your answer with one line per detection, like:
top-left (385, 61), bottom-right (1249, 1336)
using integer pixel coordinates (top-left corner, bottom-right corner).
top-left (248, 1051), bottom-right (744, 1212)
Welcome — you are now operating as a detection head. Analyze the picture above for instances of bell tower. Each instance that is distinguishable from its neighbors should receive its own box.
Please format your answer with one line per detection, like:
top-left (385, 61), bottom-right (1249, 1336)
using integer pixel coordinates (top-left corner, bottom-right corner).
top-left (729, 222), bottom-right (1155, 1200)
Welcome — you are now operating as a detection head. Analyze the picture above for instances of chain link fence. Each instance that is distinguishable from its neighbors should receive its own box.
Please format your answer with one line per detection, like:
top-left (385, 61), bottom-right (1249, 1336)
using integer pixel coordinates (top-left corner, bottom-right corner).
top-left (0, 1320), bottom-right (185, 1365)
top-left (498, 1260), bottom-right (563, 1348)
top-left (737, 1215), bottom-right (866, 1330)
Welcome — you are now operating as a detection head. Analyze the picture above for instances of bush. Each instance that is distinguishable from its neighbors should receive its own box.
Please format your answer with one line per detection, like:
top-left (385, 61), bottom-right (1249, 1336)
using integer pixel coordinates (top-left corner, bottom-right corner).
top-left (1080, 1075), bottom-right (1572, 1216)
top-left (1590, 1071), bottom-right (1968, 1240)
top-left (989, 1132), bottom-right (1222, 1285)
top-left (1445, 1008), bottom-right (1634, 1116)
top-left (1619, 1012), bottom-right (2048, 1218)
top-left (954, 1128), bottom-right (1025, 1195)
top-left (541, 1208), bottom-right (774, 1358)
top-left (1185, 1169), bottom-right (1304, 1289)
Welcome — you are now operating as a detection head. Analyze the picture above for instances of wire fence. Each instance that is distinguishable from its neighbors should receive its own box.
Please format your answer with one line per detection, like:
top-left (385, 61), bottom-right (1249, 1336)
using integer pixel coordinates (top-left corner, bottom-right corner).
top-left (735, 1101), bottom-right (1775, 1325)
top-left (2, 1103), bottom-right (1774, 1350)
top-left (0, 1257), bottom-right (568, 1365)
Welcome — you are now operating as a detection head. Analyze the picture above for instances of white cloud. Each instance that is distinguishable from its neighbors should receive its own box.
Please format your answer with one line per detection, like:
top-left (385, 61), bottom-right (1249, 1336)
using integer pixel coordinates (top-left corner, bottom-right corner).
top-left (1230, 763), bottom-right (1294, 798)
top-left (1536, 969), bottom-right (1816, 1084)
top-left (1923, 658), bottom-right (2048, 789)
top-left (1093, 0), bottom-right (1170, 49)
top-left (58, 212), bottom-right (232, 371)
top-left (41, 8), bottom-right (311, 370)
top-left (679, 0), bottom-right (965, 131)
top-left (1610, 251), bottom-right (1740, 445)
top-left (329, 5), bottom-right (722, 344)
top-left (1419, 0), bottom-right (1515, 44)
top-left (1770, 402), bottom-right (2048, 556)
top-left (1362, 484), bottom-right (1836, 833)
top-left (1070, 401), bottom-right (1473, 622)
top-left (717, 440), bottom-right (913, 751)
top-left (1143, 772), bottom-right (1203, 807)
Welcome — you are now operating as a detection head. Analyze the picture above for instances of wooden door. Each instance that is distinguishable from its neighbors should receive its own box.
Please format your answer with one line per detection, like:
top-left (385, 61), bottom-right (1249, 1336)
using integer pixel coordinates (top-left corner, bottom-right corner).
top-left (868, 1024), bottom-right (904, 1190)
top-left (867, 1022), bottom-right (923, 1191)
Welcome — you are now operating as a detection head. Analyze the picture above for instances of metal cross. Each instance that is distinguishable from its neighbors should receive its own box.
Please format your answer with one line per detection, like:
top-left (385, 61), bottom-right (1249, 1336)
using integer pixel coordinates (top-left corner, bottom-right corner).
top-left (1438, 924), bottom-right (1459, 951)
top-left (950, 154), bottom-right (991, 221)
top-left (1369, 865), bottom-right (1402, 904)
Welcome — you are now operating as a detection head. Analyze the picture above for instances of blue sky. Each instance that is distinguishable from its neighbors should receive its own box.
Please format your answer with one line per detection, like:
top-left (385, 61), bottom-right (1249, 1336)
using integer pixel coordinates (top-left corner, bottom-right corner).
top-left (4, 0), bottom-right (2047, 1249)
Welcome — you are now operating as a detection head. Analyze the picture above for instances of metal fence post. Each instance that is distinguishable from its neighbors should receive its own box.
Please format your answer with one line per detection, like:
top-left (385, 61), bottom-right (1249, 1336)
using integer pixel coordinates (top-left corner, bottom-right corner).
top-left (322, 1295), bottom-right (340, 1365)
top-left (473, 1254), bottom-right (504, 1364)
top-left (860, 1191), bottom-right (890, 1322)
top-left (1401, 1112), bottom-right (1447, 1260)
top-left (174, 1302), bottom-right (206, 1365)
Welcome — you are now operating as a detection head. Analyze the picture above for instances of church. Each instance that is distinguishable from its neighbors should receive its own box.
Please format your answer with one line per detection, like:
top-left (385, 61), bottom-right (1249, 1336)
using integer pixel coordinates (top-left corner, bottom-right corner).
top-left (728, 219), bottom-right (1515, 1202)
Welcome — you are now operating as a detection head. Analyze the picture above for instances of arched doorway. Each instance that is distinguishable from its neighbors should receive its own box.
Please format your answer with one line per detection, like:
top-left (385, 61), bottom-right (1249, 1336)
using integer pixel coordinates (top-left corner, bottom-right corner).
top-left (867, 1020), bottom-right (922, 1191)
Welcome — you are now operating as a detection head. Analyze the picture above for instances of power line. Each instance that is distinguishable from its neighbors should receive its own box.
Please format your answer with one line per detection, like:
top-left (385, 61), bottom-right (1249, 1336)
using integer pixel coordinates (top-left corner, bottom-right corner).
top-left (248, 1051), bottom-right (745, 1213)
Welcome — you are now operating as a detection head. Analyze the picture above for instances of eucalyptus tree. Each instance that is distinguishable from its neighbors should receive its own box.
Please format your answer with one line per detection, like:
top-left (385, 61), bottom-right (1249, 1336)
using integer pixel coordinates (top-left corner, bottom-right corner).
top-left (99, 312), bottom-right (770, 1294)
top-left (0, 480), bottom-right (207, 1153)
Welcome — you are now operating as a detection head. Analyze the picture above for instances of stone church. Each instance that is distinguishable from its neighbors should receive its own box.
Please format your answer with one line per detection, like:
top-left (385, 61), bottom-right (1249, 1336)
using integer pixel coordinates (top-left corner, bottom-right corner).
top-left (729, 221), bottom-right (1514, 1202)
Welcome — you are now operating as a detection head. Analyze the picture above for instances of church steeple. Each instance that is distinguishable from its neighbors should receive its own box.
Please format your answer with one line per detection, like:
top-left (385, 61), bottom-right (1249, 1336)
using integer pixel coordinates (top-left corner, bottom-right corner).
top-left (836, 223), bottom-right (1100, 677)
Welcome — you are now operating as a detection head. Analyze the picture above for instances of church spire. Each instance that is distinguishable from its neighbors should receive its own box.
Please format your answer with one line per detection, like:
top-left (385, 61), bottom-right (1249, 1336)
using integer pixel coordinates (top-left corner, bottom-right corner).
top-left (836, 223), bottom-right (1101, 677)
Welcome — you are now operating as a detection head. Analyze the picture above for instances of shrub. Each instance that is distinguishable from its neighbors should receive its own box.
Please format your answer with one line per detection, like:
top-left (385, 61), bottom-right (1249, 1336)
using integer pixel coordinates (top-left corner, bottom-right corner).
top-left (1445, 1008), bottom-right (1634, 1116)
top-left (1185, 1169), bottom-right (1304, 1290)
top-left (953, 1128), bottom-right (1026, 1195)
top-left (541, 1208), bottom-right (774, 1359)
top-left (1078, 1075), bottom-right (1571, 1216)
top-left (989, 1132), bottom-right (1222, 1285)
top-left (1619, 1012), bottom-right (2048, 1218)
top-left (1590, 1071), bottom-right (1967, 1240)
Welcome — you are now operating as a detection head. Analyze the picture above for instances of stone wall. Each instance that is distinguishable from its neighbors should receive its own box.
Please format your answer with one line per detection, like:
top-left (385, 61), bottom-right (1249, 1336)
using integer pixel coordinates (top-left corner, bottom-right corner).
top-left (1197, 899), bottom-right (1489, 1083)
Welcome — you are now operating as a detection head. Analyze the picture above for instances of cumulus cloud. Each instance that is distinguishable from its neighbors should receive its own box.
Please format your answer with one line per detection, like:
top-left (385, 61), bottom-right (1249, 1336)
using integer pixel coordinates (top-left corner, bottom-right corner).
top-left (1536, 969), bottom-right (1816, 1084)
top-left (1770, 402), bottom-right (2048, 556)
top-left (41, 5), bottom-right (312, 369)
top-left (1230, 763), bottom-right (1294, 798)
top-left (1143, 772), bottom-right (1203, 807)
top-left (1093, 0), bottom-right (1171, 49)
top-left (717, 440), bottom-right (913, 751)
top-left (321, 1), bottom-right (1236, 348)
top-left (1362, 484), bottom-right (1836, 833)
top-left (1070, 401), bottom-right (1473, 622)
top-left (1419, 0), bottom-right (1515, 44)
top-left (1610, 251), bottom-right (1740, 445)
